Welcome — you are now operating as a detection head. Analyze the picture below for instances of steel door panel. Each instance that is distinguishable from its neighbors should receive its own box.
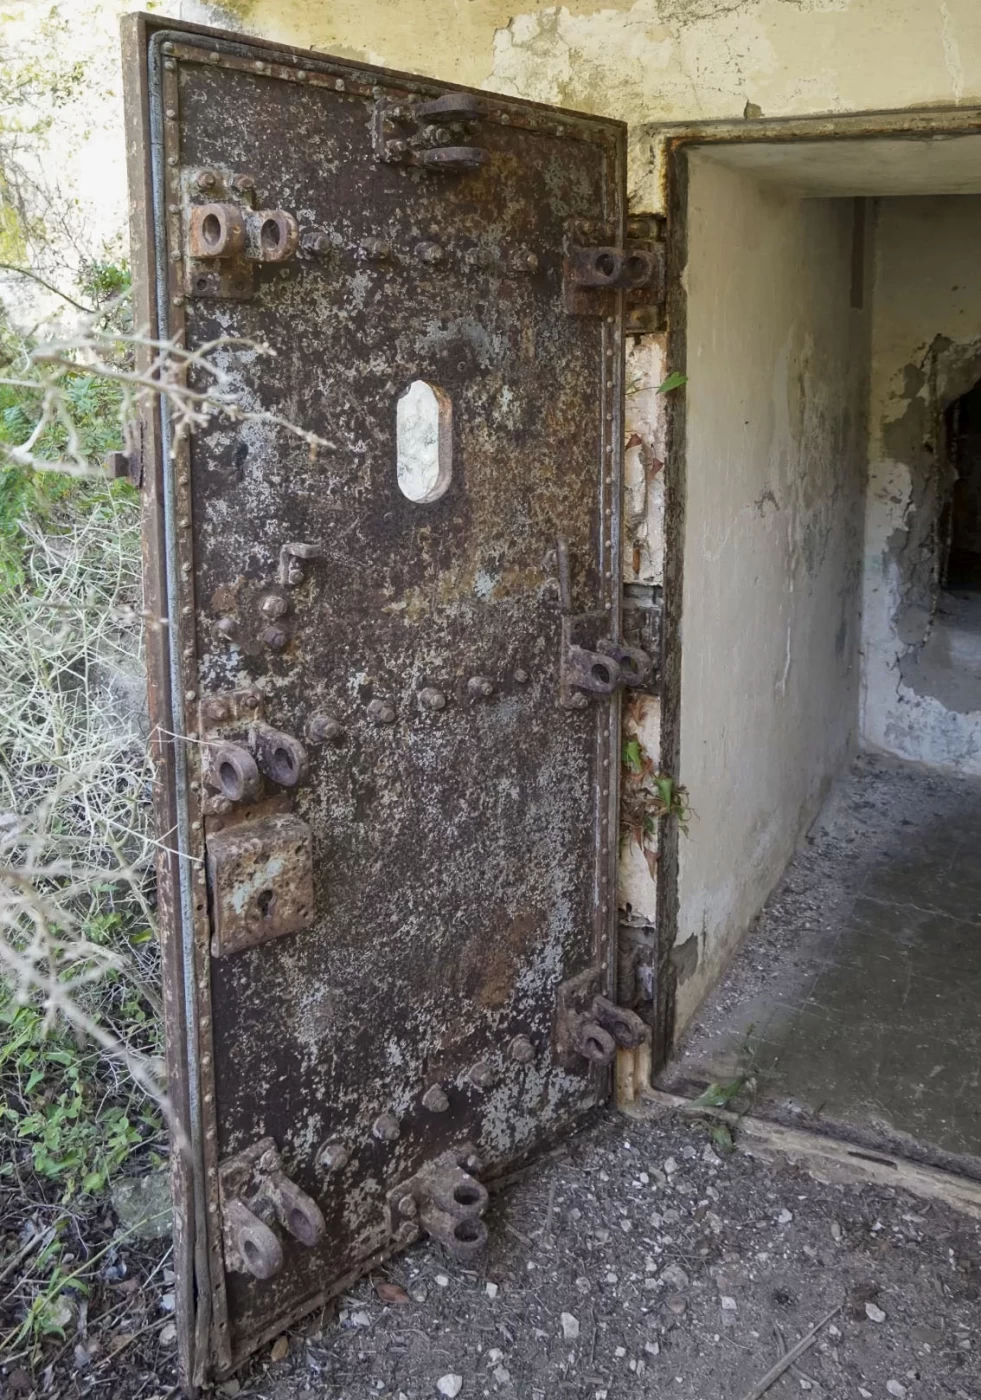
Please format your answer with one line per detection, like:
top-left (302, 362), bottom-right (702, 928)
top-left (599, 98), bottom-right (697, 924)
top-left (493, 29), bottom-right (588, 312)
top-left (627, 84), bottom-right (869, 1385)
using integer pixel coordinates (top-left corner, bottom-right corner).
top-left (123, 14), bottom-right (627, 1381)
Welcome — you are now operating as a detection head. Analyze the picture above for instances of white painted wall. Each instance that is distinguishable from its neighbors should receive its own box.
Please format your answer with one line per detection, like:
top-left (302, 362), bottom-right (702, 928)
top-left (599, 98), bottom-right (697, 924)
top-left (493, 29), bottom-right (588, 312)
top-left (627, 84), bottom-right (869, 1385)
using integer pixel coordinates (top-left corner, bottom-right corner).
top-left (673, 153), bottom-right (870, 1035)
top-left (861, 196), bottom-right (981, 774)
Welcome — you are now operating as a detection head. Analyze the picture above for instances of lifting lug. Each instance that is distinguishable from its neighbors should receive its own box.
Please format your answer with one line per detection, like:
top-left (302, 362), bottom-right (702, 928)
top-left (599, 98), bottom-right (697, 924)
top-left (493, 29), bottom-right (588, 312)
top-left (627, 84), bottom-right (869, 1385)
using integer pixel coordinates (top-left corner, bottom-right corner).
top-left (388, 1143), bottom-right (489, 1260)
top-left (219, 1137), bottom-right (324, 1280)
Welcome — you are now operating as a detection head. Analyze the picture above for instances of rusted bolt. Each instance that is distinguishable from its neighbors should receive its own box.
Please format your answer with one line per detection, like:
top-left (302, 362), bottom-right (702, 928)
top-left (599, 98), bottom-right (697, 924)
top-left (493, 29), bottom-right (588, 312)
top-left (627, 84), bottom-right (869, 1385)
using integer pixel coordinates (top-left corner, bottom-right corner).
top-left (424, 124), bottom-right (452, 146)
top-left (188, 203), bottom-right (246, 259)
top-left (215, 617), bottom-right (236, 639)
top-left (570, 693), bottom-right (589, 710)
top-left (317, 1141), bottom-right (349, 1172)
top-left (509, 1035), bottom-right (535, 1064)
top-left (422, 1085), bottom-right (449, 1113)
top-left (363, 238), bottom-right (391, 260)
top-left (415, 241), bottom-right (444, 265)
top-left (308, 713), bottom-right (344, 742)
top-left (463, 1152), bottom-right (483, 1174)
top-left (231, 172), bottom-right (255, 195)
top-left (514, 669), bottom-right (529, 683)
top-left (468, 1061), bottom-right (495, 1090)
top-left (367, 699), bottom-right (396, 725)
top-left (418, 687), bottom-right (447, 712)
top-left (195, 169), bottom-right (217, 190)
top-left (203, 698), bottom-right (227, 721)
top-left (467, 675), bottom-right (494, 700)
top-left (300, 228), bottom-right (332, 255)
top-left (261, 625), bottom-right (289, 652)
top-left (397, 1194), bottom-right (418, 1219)
top-left (260, 593), bottom-right (288, 619)
top-left (212, 798), bottom-right (232, 815)
top-left (372, 1113), bottom-right (400, 1142)
top-left (387, 139), bottom-right (408, 160)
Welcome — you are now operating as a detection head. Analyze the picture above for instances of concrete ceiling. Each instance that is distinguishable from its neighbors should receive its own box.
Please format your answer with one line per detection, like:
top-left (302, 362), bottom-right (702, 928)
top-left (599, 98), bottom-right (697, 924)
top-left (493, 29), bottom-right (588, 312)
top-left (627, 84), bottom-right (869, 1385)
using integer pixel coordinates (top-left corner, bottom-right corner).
top-left (692, 134), bottom-right (981, 196)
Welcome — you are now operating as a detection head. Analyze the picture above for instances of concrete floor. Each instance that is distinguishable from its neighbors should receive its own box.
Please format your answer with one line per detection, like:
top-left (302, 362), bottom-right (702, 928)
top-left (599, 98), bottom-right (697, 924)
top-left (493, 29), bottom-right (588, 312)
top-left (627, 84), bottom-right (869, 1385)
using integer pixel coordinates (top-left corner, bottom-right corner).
top-left (659, 753), bottom-right (981, 1167)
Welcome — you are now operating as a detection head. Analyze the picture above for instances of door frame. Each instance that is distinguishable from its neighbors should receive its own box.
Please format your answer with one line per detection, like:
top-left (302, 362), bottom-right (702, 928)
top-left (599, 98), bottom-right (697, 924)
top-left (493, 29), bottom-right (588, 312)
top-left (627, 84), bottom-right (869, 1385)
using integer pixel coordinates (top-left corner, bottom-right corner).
top-left (649, 102), bottom-right (981, 1074)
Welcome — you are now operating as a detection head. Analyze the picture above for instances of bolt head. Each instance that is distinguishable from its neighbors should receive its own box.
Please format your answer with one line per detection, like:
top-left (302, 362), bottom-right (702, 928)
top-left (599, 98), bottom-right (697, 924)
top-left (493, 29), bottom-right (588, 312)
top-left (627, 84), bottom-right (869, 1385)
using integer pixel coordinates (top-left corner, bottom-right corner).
top-left (469, 1061), bottom-right (495, 1090)
top-left (372, 1112), bottom-right (400, 1142)
top-left (260, 593), bottom-right (288, 619)
top-left (215, 617), bottom-right (236, 639)
top-left (571, 693), bottom-right (589, 710)
top-left (509, 1034), bottom-right (535, 1064)
top-left (397, 1193), bottom-right (418, 1219)
top-left (204, 698), bottom-right (227, 721)
top-left (318, 1141), bottom-right (349, 1172)
top-left (418, 687), bottom-right (446, 712)
top-left (514, 668), bottom-right (529, 683)
top-left (262, 625), bottom-right (288, 651)
top-left (309, 714), bottom-right (344, 742)
top-left (368, 700), bottom-right (396, 725)
top-left (422, 1084), bottom-right (449, 1113)
top-left (195, 170), bottom-right (217, 190)
top-left (467, 676), bottom-right (494, 699)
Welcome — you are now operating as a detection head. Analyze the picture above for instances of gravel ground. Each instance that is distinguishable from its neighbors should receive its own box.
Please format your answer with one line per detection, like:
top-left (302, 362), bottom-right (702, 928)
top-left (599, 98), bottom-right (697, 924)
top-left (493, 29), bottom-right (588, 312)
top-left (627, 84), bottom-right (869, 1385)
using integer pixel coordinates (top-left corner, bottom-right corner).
top-left (228, 1106), bottom-right (981, 1400)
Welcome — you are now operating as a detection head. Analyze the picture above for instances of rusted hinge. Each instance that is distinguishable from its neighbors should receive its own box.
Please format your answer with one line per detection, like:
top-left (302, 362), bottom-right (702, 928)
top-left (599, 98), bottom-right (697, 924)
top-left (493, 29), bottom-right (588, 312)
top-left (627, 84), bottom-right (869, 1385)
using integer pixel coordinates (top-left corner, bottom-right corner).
top-left (555, 968), bottom-right (650, 1067)
top-left (371, 92), bottom-right (488, 172)
top-left (556, 539), bottom-right (653, 707)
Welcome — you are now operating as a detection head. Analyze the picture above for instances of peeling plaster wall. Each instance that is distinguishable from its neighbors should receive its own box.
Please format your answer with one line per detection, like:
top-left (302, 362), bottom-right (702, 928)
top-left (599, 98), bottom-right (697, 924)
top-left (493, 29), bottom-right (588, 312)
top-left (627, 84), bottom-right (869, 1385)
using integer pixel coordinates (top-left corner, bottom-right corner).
top-left (8, 1), bottom-right (981, 295)
top-left (861, 196), bottom-right (981, 774)
top-left (672, 153), bottom-right (869, 1037)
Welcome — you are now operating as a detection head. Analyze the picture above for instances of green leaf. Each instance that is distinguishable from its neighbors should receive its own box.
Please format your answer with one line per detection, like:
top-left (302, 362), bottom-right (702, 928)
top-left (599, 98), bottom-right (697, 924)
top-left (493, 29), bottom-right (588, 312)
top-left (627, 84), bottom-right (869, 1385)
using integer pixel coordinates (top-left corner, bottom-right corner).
top-left (690, 1077), bottom-right (745, 1109)
top-left (711, 1123), bottom-right (735, 1154)
top-left (656, 371), bottom-right (688, 395)
top-left (622, 738), bottom-right (643, 773)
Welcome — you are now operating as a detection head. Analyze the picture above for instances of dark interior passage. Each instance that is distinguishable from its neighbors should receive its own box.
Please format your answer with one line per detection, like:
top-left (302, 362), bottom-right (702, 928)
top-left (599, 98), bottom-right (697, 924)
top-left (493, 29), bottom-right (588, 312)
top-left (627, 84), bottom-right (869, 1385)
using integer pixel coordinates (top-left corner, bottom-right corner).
top-left (659, 755), bottom-right (981, 1168)
top-left (945, 376), bottom-right (981, 591)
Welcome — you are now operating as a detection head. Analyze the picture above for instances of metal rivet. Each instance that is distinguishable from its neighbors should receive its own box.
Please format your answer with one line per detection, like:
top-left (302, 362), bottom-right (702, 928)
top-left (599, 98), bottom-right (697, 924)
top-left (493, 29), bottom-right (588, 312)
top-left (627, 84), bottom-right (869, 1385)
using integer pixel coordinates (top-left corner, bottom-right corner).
top-left (509, 1035), bottom-right (535, 1065)
top-left (500, 113), bottom-right (510, 124)
top-left (514, 669), bottom-right (529, 683)
top-left (172, 295), bottom-right (184, 306)
top-left (296, 70), bottom-right (307, 82)
top-left (167, 155), bottom-right (178, 167)
top-left (162, 42), bottom-right (175, 54)
top-left (469, 1061), bottom-right (495, 1090)
top-left (308, 713), bottom-right (344, 742)
top-left (335, 78), bottom-right (345, 90)
top-left (418, 687), bottom-right (447, 712)
top-left (367, 699), bottom-right (396, 725)
top-left (195, 170), bottom-right (216, 190)
top-left (422, 1084), bottom-right (449, 1113)
top-left (397, 1194), bottom-right (418, 1219)
top-left (165, 107), bottom-right (177, 119)
top-left (209, 52), bottom-right (220, 64)
top-left (318, 1141), bottom-right (349, 1171)
top-left (186, 690), bottom-right (197, 701)
top-left (467, 675), bottom-right (494, 700)
top-left (191, 821), bottom-right (201, 832)
top-left (164, 59), bottom-right (176, 72)
top-left (261, 624), bottom-right (288, 652)
top-left (215, 617), bottom-right (236, 638)
top-left (372, 1112), bottom-right (400, 1142)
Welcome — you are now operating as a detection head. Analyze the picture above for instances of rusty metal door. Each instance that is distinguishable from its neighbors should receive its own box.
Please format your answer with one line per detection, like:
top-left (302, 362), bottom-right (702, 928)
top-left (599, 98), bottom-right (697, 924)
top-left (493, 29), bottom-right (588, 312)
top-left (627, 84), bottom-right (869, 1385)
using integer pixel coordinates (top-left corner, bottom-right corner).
top-left (123, 13), bottom-right (654, 1385)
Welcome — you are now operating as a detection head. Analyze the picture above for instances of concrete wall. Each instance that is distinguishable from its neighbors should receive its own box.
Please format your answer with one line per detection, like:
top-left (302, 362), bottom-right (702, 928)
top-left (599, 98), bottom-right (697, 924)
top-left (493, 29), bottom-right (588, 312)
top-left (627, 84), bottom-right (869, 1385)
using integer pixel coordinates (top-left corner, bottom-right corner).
top-left (7, 1), bottom-right (981, 293)
top-left (861, 196), bottom-right (981, 774)
top-left (672, 154), bottom-right (870, 1035)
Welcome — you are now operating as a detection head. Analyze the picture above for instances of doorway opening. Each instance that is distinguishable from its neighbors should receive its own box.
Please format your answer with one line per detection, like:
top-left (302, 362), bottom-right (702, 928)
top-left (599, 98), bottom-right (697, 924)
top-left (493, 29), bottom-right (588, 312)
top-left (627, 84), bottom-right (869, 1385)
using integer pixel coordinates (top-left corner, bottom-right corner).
top-left (651, 113), bottom-right (981, 1172)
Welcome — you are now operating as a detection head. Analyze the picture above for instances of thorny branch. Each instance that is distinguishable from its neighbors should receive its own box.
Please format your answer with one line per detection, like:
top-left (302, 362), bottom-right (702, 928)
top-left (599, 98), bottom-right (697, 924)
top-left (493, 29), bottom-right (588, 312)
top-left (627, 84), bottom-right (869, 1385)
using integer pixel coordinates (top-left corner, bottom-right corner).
top-left (0, 300), bottom-right (331, 1126)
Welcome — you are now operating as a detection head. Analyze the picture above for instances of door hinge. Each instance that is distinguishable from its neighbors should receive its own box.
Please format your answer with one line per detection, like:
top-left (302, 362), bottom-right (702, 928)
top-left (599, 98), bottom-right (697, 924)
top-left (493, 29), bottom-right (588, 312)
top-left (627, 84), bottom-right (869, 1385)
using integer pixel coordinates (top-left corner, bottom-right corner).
top-left (622, 583), bottom-right (663, 694)
top-left (555, 968), bottom-right (650, 1067)
top-left (371, 92), bottom-right (488, 172)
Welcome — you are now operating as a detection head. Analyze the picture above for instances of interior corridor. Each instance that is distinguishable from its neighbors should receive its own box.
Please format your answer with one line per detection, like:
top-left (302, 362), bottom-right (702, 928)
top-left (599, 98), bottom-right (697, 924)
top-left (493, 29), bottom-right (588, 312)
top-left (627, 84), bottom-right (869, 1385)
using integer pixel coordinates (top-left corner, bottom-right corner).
top-left (658, 753), bottom-right (981, 1167)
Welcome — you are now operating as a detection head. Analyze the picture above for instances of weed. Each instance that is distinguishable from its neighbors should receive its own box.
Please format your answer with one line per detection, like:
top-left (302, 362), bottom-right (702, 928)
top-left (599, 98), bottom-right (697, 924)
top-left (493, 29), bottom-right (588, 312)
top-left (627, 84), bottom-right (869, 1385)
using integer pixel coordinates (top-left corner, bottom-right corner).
top-left (621, 737), bottom-right (693, 859)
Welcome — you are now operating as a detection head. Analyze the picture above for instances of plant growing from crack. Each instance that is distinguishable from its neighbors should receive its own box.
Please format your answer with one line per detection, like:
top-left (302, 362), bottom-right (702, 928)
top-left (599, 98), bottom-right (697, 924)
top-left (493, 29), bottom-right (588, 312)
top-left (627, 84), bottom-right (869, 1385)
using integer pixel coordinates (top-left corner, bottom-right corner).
top-left (621, 736), bottom-right (693, 856)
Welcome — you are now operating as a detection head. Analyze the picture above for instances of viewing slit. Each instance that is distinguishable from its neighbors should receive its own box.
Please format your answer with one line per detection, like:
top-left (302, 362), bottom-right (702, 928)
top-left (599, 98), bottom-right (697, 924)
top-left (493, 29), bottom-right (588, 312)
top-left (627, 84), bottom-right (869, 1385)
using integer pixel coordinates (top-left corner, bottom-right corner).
top-left (396, 380), bottom-right (453, 502)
